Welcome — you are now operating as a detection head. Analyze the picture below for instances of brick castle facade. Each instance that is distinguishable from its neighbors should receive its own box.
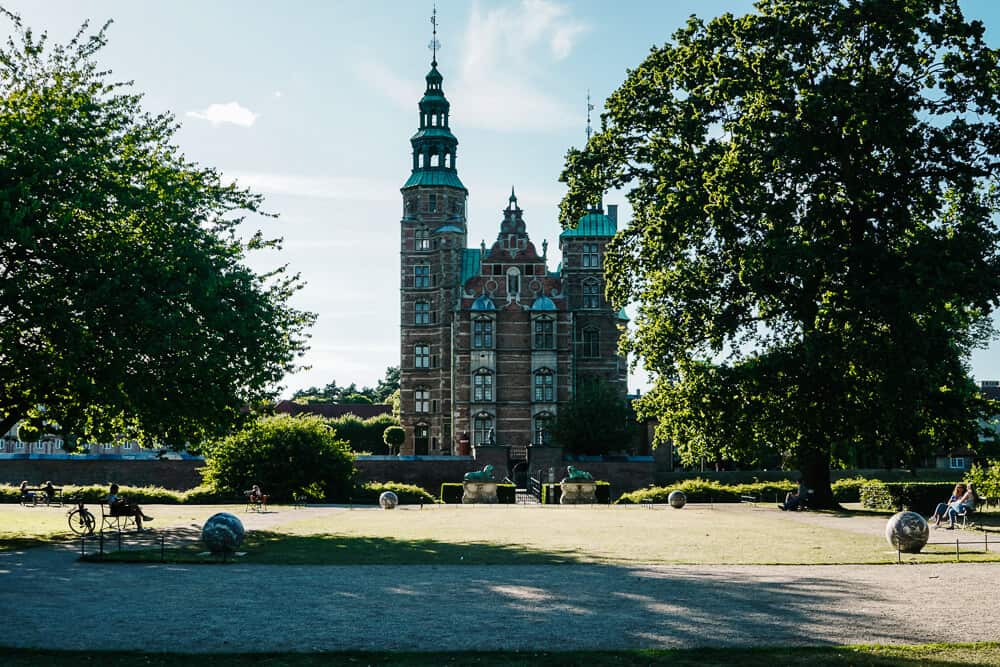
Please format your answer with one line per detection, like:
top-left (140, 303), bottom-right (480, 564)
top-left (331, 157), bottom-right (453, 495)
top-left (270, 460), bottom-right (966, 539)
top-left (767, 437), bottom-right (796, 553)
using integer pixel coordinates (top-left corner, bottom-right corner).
top-left (398, 54), bottom-right (627, 456)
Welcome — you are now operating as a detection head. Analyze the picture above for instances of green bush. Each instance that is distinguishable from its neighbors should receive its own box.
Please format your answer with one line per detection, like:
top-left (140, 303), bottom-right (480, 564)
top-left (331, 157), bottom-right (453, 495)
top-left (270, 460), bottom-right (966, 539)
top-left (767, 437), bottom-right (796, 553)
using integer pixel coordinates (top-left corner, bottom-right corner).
top-left (328, 413), bottom-right (399, 454)
top-left (540, 481), bottom-right (611, 504)
top-left (382, 426), bottom-right (405, 456)
top-left (352, 481), bottom-right (436, 505)
top-left (201, 414), bottom-right (356, 502)
top-left (831, 477), bottom-right (868, 503)
top-left (965, 461), bottom-right (1000, 500)
top-left (616, 478), bottom-right (797, 505)
top-left (17, 423), bottom-right (41, 442)
top-left (860, 481), bottom-right (957, 515)
top-left (439, 482), bottom-right (515, 504)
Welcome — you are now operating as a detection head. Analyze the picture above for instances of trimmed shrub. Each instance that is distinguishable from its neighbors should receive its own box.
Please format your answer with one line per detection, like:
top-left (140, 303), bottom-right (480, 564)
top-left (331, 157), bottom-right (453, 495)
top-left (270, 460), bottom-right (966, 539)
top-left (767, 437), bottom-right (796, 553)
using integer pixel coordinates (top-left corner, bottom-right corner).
top-left (831, 477), bottom-right (868, 503)
top-left (328, 413), bottom-right (399, 454)
top-left (352, 481), bottom-right (436, 505)
top-left (201, 415), bottom-right (356, 502)
top-left (382, 426), bottom-right (405, 456)
top-left (859, 481), bottom-right (957, 515)
top-left (439, 482), bottom-right (515, 504)
top-left (540, 481), bottom-right (611, 504)
top-left (616, 479), bottom-right (797, 505)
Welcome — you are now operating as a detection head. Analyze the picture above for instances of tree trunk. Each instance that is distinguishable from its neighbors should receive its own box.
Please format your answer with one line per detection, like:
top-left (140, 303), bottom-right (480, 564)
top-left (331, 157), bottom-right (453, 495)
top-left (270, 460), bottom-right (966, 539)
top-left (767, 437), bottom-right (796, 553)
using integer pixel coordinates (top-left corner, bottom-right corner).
top-left (0, 412), bottom-right (21, 439)
top-left (800, 455), bottom-right (840, 510)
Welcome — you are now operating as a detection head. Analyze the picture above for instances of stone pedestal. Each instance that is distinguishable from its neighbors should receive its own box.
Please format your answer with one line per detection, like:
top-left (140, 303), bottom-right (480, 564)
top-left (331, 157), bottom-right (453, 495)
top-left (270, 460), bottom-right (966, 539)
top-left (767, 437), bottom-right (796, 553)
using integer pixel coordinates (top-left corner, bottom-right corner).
top-left (560, 480), bottom-right (597, 504)
top-left (462, 481), bottom-right (498, 504)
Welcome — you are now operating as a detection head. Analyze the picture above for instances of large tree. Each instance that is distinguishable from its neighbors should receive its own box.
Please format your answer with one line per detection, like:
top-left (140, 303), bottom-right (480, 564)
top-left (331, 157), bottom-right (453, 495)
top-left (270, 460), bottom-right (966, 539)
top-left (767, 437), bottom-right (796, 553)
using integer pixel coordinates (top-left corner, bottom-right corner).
top-left (0, 12), bottom-right (314, 447)
top-left (560, 0), bottom-right (1000, 506)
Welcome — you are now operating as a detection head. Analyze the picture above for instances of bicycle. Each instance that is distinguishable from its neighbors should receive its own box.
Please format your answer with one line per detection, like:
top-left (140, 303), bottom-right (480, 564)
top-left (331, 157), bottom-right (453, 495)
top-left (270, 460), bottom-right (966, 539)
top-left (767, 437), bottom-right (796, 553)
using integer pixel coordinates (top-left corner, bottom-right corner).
top-left (67, 497), bottom-right (96, 536)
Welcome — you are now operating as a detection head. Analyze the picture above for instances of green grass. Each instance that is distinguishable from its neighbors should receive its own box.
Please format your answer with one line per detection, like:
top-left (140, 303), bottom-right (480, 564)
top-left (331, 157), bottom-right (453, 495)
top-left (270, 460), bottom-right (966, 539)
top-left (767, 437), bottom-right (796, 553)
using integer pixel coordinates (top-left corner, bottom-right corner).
top-left (2, 643), bottom-right (1000, 666)
top-left (68, 504), bottom-right (1000, 566)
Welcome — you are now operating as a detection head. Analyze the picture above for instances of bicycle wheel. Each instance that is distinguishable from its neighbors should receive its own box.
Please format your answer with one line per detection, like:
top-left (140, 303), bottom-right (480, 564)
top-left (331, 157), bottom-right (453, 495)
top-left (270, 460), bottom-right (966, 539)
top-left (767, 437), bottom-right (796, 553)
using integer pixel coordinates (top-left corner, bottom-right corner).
top-left (68, 508), bottom-right (95, 536)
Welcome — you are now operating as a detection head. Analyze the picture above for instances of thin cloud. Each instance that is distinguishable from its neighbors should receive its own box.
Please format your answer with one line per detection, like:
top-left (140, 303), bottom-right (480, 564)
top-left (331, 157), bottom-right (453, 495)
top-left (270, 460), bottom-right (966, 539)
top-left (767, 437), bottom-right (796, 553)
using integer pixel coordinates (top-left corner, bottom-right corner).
top-left (186, 101), bottom-right (259, 127)
top-left (227, 171), bottom-right (397, 202)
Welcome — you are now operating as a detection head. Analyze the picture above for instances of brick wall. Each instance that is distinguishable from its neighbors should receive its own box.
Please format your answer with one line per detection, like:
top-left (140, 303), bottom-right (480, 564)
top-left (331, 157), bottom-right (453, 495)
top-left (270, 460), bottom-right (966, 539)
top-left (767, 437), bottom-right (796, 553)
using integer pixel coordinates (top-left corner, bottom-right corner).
top-left (0, 459), bottom-right (205, 489)
top-left (355, 456), bottom-right (478, 495)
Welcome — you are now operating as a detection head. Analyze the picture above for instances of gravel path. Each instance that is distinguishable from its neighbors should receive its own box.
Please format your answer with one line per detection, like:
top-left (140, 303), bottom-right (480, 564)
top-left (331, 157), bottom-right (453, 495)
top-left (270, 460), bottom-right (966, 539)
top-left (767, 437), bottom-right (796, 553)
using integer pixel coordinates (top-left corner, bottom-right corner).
top-left (1, 540), bottom-right (997, 652)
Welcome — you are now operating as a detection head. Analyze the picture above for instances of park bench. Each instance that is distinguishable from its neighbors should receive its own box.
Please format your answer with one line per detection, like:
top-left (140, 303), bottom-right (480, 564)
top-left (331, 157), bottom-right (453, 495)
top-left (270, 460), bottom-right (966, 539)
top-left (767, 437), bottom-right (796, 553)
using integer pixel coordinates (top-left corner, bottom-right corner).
top-left (740, 494), bottom-right (758, 508)
top-left (244, 491), bottom-right (267, 513)
top-left (20, 486), bottom-right (63, 507)
top-left (98, 502), bottom-right (136, 533)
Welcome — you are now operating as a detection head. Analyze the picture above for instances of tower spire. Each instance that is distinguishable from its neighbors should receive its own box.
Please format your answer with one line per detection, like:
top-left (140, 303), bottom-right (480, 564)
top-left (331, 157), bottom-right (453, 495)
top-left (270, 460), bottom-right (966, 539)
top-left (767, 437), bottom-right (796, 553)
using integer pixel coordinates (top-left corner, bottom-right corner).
top-left (586, 89), bottom-right (594, 141)
top-left (429, 4), bottom-right (440, 67)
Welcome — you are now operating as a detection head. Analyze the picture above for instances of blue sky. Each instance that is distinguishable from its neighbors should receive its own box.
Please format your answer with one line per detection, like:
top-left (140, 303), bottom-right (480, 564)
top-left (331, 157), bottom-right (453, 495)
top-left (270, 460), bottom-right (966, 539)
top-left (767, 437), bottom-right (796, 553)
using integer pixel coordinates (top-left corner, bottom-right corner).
top-left (4, 0), bottom-right (999, 395)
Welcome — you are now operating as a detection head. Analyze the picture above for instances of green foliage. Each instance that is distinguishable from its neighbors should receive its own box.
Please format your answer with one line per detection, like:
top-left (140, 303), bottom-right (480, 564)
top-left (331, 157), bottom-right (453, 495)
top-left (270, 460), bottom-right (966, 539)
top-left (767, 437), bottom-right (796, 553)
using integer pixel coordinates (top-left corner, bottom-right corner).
top-left (351, 481), bottom-right (436, 505)
top-left (439, 483), bottom-right (516, 504)
top-left (550, 378), bottom-right (635, 455)
top-left (965, 461), bottom-right (1000, 500)
top-left (201, 415), bottom-right (355, 502)
top-left (860, 481), bottom-right (957, 515)
top-left (382, 425), bottom-right (405, 456)
top-left (540, 481), bottom-right (611, 505)
top-left (16, 423), bottom-right (40, 442)
top-left (560, 0), bottom-right (1000, 508)
top-left (0, 483), bottom-right (230, 504)
top-left (326, 413), bottom-right (399, 454)
top-left (0, 11), bottom-right (314, 446)
top-left (292, 367), bottom-right (400, 406)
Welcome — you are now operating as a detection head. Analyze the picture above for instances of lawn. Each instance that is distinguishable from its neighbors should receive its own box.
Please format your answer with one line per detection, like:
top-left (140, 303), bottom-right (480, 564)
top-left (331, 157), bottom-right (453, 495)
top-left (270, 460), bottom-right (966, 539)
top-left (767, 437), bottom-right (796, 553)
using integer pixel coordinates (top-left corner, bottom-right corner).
top-left (3, 643), bottom-right (1000, 666)
top-left (47, 503), bottom-right (1000, 565)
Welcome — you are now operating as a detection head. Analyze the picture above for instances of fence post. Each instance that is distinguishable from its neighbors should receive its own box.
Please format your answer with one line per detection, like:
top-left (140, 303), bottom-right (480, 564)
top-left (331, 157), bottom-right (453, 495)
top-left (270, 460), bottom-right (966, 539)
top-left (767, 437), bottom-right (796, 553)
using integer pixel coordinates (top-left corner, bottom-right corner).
top-left (956, 539), bottom-right (960, 562)
top-left (897, 544), bottom-right (901, 564)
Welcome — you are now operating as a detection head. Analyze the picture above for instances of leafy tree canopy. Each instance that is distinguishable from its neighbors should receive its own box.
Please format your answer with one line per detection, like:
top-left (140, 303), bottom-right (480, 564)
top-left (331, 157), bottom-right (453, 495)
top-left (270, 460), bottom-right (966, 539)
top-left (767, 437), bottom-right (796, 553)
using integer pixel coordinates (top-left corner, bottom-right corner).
top-left (560, 0), bottom-right (1000, 506)
top-left (292, 366), bottom-right (400, 405)
top-left (0, 12), bottom-right (314, 448)
top-left (550, 377), bottom-right (636, 455)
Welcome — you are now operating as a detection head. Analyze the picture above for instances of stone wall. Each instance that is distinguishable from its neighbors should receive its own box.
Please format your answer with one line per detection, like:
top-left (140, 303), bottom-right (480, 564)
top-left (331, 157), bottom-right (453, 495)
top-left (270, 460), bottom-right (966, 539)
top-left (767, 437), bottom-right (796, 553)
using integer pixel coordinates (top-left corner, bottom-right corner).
top-left (355, 455), bottom-right (478, 495)
top-left (0, 459), bottom-right (205, 489)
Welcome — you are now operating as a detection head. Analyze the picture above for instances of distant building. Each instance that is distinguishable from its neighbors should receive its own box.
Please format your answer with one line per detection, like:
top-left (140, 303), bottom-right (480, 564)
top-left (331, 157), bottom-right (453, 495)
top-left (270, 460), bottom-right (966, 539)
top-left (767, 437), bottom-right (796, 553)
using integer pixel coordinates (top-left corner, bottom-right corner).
top-left (397, 50), bottom-right (627, 456)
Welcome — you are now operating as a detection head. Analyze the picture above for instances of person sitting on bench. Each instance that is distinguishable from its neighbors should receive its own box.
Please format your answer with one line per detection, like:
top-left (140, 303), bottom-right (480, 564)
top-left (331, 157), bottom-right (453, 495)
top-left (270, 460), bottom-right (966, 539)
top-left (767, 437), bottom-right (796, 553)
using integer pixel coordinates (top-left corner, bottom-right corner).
top-left (106, 483), bottom-right (153, 530)
top-left (42, 480), bottom-right (56, 503)
top-left (779, 481), bottom-right (807, 511)
top-left (930, 483), bottom-right (970, 529)
top-left (19, 481), bottom-right (35, 504)
top-left (247, 484), bottom-right (268, 507)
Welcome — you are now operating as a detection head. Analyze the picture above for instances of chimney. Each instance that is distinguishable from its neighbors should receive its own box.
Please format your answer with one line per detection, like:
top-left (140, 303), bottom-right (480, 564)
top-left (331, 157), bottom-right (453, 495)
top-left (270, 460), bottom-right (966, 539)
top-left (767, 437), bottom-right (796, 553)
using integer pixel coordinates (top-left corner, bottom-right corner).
top-left (607, 204), bottom-right (618, 224)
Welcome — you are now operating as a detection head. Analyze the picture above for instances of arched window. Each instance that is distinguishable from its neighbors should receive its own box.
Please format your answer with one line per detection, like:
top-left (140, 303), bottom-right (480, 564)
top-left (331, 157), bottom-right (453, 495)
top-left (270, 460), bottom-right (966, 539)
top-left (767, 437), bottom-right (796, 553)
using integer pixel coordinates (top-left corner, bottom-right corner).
top-left (414, 344), bottom-right (430, 369)
top-left (533, 368), bottom-right (555, 402)
top-left (582, 327), bottom-right (600, 358)
top-left (414, 301), bottom-right (430, 325)
top-left (534, 412), bottom-right (554, 446)
top-left (414, 386), bottom-right (430, 413)
top-left (473, 318), bottom-right (493, 348)
top-left (473, 369), bottom-right (494, 402)
top-left (583, 279), bottom-right (600, 309)
top-left (473, 413), bottom-right (494, 446)
top-left (533, 317), bottom-right (554, 349)
top-left (415, 228), bottom-right (430, 251)
top-left (506, 267), bottom-right (520, 295)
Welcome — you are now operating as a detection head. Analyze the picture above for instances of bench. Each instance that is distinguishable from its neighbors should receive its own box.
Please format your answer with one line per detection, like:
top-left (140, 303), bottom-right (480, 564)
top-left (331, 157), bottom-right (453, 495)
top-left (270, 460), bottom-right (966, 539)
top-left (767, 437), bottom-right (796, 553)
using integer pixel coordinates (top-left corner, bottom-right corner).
top-left (740, 494), bottom-right (758, 508)
top-left (20, 487), bottom-right (63, 507)
top-left (244, 491), bottom-right (267, 513)
top-left (292, 493), bottom-right (308, 509)
top-left (98, 502), bottom-right (136, 533)
top-left (955, 505), bottom-right (976, 529)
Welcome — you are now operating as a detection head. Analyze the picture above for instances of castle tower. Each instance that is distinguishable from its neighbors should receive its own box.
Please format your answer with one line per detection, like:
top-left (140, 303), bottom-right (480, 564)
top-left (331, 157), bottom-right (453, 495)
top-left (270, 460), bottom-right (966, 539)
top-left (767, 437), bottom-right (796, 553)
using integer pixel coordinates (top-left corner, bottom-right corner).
top-left (398, 23), bottom-right (468, 455)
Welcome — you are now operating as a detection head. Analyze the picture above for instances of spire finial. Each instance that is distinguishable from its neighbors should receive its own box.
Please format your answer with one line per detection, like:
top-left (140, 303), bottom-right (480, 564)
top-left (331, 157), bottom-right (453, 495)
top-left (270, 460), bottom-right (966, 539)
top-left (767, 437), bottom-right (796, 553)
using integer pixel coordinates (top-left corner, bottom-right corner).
top-left (429, 4), bottom-right (440, 67)
top-left (509, 186), bottom-right (517, 206)
top-left (586, 89), bottom-right (594, 141)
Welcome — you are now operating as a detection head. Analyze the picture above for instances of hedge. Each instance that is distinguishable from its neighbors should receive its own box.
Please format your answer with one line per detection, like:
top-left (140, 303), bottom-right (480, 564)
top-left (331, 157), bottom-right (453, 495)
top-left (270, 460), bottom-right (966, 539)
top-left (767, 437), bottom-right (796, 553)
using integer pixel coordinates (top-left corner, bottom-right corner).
top-left (860, 481), bottom-right (956, 516)
top-left (439, 482), bottom-right (516, 504)
top-left (615, 477), bottom-right (869, 505)
top-left (0, 483), bottom-right (230, 505)
top-left (540, 481), bottom-right (611, 505)
top-left (350, 481), bottom-right (436, 505)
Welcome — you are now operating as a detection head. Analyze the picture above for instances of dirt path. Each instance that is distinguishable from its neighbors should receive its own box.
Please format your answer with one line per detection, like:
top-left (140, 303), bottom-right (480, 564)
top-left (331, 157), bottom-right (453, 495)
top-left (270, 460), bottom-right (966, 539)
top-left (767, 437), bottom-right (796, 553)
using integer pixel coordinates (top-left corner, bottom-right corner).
top-left (1, 537), bottom-right (996, 652)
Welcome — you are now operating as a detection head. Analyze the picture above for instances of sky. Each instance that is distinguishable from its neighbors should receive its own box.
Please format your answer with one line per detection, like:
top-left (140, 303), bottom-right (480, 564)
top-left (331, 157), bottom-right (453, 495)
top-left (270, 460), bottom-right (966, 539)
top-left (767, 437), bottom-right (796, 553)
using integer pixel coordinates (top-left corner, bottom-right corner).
top-left (4, 0), bottom-right (1000, 396)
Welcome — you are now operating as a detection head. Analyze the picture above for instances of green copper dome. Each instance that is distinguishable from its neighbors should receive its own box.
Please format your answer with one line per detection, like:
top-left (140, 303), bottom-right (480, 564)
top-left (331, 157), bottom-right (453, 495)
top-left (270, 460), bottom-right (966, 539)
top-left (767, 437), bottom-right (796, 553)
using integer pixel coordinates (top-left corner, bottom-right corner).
top-left (560, 210), bottom-right (617, 238)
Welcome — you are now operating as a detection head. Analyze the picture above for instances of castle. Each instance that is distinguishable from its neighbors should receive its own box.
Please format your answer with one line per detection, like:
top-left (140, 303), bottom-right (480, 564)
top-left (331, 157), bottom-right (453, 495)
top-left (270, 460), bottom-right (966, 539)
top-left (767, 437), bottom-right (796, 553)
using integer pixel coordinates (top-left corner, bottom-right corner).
top-left (397, 49), bottom-right (627, 457)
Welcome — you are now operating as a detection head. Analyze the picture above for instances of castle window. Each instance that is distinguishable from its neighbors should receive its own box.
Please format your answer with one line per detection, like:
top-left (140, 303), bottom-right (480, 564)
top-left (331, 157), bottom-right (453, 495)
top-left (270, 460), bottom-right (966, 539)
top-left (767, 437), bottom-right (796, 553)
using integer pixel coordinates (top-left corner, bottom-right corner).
top-left (583, 243), bottom-right (600, 268)
top-left (534, 412), bottom-right (554, 446)
top-left (414, 265), bottom-right (430, 288)
top-left (582, 327), bottom-right (600, 358)
top-left (415, 387), bottom-right (430, 413)
top-left (533, 317), bottom-right (554, 349)
top-left (414, 344), bottom-right (430, 369)
top-left (474, 413), bottom-right (494, 446)
top-left (416, 229), bottom-right (431, 251)
top-left (414, 301), bottom-right (430, 325)
top-left (506, 267), bottom-right (520, 295)
top-left (533, 369), bottom-right (554, 402)
top-left (473, 318), bottom-right (493, 348)
top-left (473, 369), bottom-right (494, 402)
top-left (429, 193), bottom-right (438, 212)
top-left (583, 279), bottom-right (600, 309)
top-left (414, 423), bottom-right (429, 455)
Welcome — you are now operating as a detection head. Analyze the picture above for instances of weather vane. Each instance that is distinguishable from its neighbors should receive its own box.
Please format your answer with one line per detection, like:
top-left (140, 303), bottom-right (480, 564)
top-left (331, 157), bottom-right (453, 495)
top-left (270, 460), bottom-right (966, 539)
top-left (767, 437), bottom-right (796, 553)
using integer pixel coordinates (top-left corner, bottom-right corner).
top-left (586, 89), bottom-right (594, 141)
top-left (429, 4), bottom-right (441, 66)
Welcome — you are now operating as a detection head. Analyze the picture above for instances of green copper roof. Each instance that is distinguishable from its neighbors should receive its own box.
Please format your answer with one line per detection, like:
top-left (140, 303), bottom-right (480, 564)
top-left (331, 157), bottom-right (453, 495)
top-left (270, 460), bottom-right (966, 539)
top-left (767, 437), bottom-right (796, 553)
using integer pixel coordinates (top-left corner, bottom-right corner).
top-left (411, 128), bottom-right (456, 140)
top-left (560, 211), bottom-right (617, 238)
top-left (434, 224), bottom-right (463, 234)
top-left (402, 171), bottom-right (467, 191)
top-left (461, 248), bottom-right (481, 284)
top-left (617, 307), bottom-right (630, 322)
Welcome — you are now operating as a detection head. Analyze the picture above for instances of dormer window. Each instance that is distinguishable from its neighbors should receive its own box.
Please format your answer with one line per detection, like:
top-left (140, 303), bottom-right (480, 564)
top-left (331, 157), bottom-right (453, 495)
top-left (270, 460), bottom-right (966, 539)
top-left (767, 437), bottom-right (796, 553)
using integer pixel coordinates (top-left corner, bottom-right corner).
top-left (506, 267), bottom-right (520, 296)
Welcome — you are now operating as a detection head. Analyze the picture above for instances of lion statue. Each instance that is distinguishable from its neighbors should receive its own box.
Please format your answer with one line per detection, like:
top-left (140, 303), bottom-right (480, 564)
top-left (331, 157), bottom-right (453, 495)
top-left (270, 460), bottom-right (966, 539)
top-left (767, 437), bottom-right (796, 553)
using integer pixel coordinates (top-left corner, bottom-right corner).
top-left (463, 464), bottom-right (495, 482)
top-left (565, 465), bottom-right (594, 481)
